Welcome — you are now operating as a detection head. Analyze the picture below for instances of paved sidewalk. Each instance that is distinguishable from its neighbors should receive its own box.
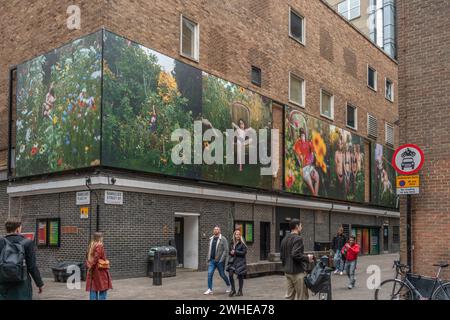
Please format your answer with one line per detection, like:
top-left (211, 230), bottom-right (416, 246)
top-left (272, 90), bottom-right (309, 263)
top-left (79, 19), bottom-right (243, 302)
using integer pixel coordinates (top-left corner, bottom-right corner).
top-left (33, 253), bottom-right (399, 300)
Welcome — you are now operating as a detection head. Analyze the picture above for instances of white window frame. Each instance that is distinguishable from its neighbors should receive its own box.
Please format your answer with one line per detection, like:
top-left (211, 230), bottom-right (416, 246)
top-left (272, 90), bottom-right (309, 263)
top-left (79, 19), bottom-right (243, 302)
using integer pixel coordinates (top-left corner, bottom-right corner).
top-left (180, 15), bottom-right (200, 62)
top-left (289, 72), bottom-right (305, 108)
top-left (338, 0), bottom-right (361, 21)
top-left (385, 78), bottom-right (394, 102)
top-left (289, 7), bottom-right (306, 46)
top-left (385, 122), bottom-right (394, 146)
top-left (320, 89), bottom-right (334, 120)
top-left (367, 65), bottom-right (377, 91)
top-left (346, 103), bottom-right (358, 130)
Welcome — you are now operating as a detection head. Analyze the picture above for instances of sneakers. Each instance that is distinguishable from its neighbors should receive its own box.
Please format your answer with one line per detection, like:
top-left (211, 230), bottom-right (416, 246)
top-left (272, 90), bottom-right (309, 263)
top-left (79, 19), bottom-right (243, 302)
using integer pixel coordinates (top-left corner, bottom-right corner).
top-left (340, 272), bottom-right (344, 276)
top-left (333, 270), bottom-right (339, 274)
top-left (225, 286), bottom-right (232, 293)
top-left (348, 284), bottom-right (353, 289)
top-left (203, 289), bottom-right (213, 295)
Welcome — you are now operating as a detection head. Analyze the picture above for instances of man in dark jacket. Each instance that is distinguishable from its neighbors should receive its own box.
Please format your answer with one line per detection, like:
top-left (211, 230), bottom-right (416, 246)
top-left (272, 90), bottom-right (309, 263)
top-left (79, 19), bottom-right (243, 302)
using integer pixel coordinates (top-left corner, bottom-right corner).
top-left (332, 226), bottom-right (347, 275)
top-left (280, 219), bottom-right (314, 300)
top-left (0, 218), bottom-right (44, 300)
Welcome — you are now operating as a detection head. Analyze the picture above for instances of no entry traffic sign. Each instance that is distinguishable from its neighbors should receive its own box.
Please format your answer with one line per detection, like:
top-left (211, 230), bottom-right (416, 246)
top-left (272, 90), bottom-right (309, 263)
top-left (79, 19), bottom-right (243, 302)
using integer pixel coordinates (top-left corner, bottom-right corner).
top-left (392, 144), bottom-right (424, 175)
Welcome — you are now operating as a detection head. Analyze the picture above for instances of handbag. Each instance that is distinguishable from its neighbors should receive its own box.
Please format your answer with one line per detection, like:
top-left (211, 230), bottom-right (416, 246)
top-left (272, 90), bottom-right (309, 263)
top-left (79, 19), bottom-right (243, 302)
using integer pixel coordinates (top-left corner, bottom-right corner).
top-left (98, 258), bottom-right (110, 269)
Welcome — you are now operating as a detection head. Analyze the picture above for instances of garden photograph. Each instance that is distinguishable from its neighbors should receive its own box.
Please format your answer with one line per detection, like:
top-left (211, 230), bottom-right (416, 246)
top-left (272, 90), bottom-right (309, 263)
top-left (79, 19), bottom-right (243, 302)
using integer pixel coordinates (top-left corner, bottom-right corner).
top-left (284, 107), bottom-right (366, 202)
top-left (371, 143), bottom-right (397, 208)
top-left (15, 31), bottom-right (102, 177)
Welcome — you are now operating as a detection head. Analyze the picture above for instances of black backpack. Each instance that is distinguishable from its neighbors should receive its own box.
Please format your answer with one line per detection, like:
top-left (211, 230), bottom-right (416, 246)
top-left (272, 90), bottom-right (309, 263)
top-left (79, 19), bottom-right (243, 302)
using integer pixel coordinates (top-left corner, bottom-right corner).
top-left (0, 238), bottom-right (27, 283)
top-left (304, 259), bottom-right (330, 294)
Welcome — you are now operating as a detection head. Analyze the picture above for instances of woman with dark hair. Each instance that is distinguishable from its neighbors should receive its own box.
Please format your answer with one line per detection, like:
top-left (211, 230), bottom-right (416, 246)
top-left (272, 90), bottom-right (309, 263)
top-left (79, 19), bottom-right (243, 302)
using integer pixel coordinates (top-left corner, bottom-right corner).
top-left (226, 229), bottom-right (247, 297)
top-left (86, 232), bottom-right (112, 300)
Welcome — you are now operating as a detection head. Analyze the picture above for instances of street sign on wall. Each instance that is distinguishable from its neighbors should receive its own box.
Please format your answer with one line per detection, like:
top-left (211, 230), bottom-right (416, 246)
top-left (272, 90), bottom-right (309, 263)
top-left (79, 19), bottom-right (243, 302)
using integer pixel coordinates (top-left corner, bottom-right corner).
top-left (396, 175), bottom-right (420, 195)
top-left (392, 144), bottom-right (424, 175)
top-left (76, 191), bottom-right (90, 205)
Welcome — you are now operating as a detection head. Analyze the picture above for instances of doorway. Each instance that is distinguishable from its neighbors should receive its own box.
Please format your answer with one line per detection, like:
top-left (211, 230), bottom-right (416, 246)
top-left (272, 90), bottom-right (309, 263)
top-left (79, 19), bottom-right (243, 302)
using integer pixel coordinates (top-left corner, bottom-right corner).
top-left (175, 217), bottom-right (184, 266)
top-left (279, 223), bottom-right (290, 248)
top-left (260, 222), bottom-right (271, 261)
top-left (174, 213), bottom-right (199, 270)
top-left (383, 226), bottom-right (389, 252)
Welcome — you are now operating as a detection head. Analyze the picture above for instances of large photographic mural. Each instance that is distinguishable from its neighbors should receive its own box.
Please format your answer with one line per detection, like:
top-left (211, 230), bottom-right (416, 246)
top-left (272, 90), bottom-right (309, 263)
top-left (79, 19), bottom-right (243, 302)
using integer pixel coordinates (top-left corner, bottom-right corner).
top-left (15, 31), bottom-right (102, 177)
top-left (371, 143), bottom-right (397, 208)
top-left (101, 31), bottom-right (272, 188)
top-left (285, 107), bottom-right (366, 202)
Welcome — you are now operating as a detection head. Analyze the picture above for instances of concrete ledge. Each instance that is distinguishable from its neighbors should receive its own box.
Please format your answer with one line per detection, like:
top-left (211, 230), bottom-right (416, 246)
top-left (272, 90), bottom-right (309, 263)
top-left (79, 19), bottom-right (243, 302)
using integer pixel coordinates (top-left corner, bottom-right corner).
top-left (246, 261), bottom-right (283, 278)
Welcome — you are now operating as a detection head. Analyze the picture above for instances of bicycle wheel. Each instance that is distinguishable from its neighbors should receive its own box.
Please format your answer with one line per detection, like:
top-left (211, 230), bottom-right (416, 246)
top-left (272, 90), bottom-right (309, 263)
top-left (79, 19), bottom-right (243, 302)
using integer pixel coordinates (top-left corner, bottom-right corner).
top-left (431, 282), bottom-right (450, 300)
top-left (375, 279), bottom-right (414, 300)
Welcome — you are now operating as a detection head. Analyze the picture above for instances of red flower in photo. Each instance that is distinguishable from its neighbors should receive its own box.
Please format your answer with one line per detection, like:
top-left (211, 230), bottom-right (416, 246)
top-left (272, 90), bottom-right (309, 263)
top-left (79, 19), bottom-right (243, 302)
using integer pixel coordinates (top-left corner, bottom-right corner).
top-left (57, 158), bottom-right (63, 166)
top-left (31, 147), bottom-right (38, 156)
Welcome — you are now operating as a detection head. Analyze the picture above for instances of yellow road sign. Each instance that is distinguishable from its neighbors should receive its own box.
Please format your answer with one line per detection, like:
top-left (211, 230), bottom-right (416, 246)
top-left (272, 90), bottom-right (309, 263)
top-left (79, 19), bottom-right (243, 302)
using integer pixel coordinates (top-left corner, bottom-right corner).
top-left (80, 207), bottom-right (89, 219)
top-left (396, 175), bottom-right (419, 188)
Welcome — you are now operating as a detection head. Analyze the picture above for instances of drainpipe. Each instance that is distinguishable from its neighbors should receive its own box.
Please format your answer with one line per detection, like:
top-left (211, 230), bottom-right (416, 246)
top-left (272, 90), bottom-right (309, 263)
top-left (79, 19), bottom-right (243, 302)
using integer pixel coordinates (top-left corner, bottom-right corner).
top-left (328, 203), bottom-right (334, 247)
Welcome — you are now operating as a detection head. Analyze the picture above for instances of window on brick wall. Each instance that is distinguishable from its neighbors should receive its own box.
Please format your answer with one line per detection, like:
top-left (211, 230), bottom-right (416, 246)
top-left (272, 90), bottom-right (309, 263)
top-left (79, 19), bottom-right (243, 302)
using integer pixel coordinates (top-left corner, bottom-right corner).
top-left (180, 15), bottom-right (199, 61)
top-left (385, 78), bottom-right (394, 102)
top-left (367, 113), bottom-right (378, 138)
top-left (368, 65), bottom-right (377, 91)
top-left (346, 104), bottom-right (357, 130)
top-left (251, 66), bottom-right (261, 87)
top-left (338, 0), bottom-right (361, 21)
top-left (289, 73), bottom-right (305, 107)
top-left (320, 89), bottom-right (334, 120)
top-left (289, 8), bottom-right (305, 45)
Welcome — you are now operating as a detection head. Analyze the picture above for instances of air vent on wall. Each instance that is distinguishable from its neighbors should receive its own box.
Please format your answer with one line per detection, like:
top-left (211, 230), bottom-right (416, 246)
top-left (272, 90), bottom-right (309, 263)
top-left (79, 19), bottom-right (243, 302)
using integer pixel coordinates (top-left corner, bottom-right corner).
top-left (385, 123), bottom-right (394, 146)
top-left (367, 114), bottom-right (378, 139)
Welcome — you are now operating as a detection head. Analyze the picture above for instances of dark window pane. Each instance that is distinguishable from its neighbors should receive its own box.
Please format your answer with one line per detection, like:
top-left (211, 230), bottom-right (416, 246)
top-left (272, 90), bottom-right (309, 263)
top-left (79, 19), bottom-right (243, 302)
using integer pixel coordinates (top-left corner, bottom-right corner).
top-left (251, 66), bottom-right (261, 86)
top-left (368, 68), bottom-right (376, 88)
top-left (347, 105), bottom-right (356, 128)
top-left (290, 11), bottom-right (303, 41)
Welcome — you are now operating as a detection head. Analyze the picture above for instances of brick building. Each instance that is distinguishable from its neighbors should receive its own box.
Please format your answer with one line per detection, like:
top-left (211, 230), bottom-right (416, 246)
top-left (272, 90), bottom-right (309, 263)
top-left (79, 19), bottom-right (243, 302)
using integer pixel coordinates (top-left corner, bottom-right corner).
top-left (1, 0), bottom-right (399, 278)
top-left (398, 0), bottom-right (450, 278)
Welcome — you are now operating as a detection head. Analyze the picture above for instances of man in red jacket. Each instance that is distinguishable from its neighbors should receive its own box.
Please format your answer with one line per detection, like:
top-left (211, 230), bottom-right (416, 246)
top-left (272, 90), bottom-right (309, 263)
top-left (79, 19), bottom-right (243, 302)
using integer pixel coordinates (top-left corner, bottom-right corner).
top-left (341, 236), bottom-right (360, 289)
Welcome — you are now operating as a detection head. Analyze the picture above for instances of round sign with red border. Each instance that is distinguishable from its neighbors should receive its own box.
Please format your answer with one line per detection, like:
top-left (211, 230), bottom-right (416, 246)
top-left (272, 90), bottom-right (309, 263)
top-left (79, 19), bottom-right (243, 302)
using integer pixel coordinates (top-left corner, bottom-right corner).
top-left (392, 144), bottom-right (424, 175)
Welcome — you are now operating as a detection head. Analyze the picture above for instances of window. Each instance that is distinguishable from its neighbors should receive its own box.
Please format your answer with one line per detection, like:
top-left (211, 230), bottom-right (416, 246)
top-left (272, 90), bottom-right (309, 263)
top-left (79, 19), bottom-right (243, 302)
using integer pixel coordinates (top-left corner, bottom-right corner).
top-left (180, 15), bottom-right (199, 61)
top-left (289, 73), bottom-right (305, 107)
top-left (251, 66), bottom-right (261, 87)
top-left (338, 0), bottom-right (361, 20)
top-left (385, 78), bottom-right (394, 101)
top-left (320, 89), bottom-right (334, 120)
top-left (392, 226), bottom-right (400, 244)
top-left (289, 8), bottom-right (305, 44)
top-left (346, 104), bottom-right (357, 130)
top-left (385, 122), bottom-right (394, 146)
top-left (367, 113), bottom-right (378, 138)
top-left (368, 66), bottom-right (377, 91)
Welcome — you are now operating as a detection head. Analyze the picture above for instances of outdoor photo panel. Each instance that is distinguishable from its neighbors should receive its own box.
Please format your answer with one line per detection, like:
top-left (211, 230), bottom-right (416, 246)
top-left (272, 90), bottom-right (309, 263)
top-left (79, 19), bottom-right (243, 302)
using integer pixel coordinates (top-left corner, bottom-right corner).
top-left (102, 31), bottom-right (202, 179)
top-left (201, 72), bottom-right (273, 189)
top-left (285, 106), bottom-right (366, 202)
top-left (371, 143), bottom-right (397, 208)
top-left (15, 31), bottom-right (102, 177)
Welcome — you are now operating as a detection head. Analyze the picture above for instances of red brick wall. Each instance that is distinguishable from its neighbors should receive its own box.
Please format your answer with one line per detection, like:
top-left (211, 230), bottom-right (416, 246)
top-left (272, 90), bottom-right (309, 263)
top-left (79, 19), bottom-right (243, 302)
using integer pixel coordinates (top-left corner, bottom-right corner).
top-left (398, 0), bottom-right (450, 278)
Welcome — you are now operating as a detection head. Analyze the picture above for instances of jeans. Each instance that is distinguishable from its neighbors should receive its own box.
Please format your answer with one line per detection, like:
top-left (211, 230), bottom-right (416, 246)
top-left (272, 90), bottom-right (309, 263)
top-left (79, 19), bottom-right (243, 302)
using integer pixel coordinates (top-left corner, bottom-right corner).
top-left (207, 260), bottom-right (230, 290)
top-left (345, 260), bottom-right (357, 286)
top-left (90, 290), bottom-right (108, 300)
top-left (333, 250), bottom-right (344, 272)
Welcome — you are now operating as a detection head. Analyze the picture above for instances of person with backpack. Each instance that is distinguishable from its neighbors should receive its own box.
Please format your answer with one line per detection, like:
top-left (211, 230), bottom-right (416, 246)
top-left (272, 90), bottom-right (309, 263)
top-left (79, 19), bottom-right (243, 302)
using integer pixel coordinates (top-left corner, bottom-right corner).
top-left (341, 236), bottom-right (360, 289)
top-left (86, 232), bottom-right (112, 300)
top-left (280, 219), bottom-right (314, 300)
top-left (332, 226), bottom-right (347, 275)
top-left (226, 229), bottom-right (247, 297)
top-left (0, 218), bottom-right (44, 300)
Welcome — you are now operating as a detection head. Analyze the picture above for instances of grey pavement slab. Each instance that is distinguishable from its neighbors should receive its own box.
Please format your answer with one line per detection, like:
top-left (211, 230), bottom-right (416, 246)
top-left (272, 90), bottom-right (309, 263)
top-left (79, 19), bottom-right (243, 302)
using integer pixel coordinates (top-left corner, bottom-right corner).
top-left (33, 253), bottom-right (399, 300)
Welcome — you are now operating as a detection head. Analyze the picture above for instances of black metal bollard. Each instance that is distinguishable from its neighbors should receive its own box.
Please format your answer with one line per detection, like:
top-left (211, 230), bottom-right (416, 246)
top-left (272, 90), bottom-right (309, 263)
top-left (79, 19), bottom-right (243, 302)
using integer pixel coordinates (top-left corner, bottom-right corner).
top-left (153, 250), bottom-right (162, 286)
top-left (153, 272), bottom-right (162, 286)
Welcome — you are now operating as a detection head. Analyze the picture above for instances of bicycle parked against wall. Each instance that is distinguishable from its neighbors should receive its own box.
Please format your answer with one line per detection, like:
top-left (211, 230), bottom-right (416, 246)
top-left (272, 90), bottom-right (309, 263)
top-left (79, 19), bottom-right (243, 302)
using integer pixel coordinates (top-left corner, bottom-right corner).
top-left (374, 260), bottom-right (450, 300)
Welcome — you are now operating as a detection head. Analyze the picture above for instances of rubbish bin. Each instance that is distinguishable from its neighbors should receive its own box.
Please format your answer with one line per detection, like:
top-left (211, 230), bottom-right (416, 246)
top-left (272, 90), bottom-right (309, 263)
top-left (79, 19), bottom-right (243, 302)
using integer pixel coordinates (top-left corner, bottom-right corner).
top-left (317, 256), bottom-right (333, 300)
top-left (147, 246), bottom-right (177, 278)
top-left (52, 261), bottom-right (86, 282)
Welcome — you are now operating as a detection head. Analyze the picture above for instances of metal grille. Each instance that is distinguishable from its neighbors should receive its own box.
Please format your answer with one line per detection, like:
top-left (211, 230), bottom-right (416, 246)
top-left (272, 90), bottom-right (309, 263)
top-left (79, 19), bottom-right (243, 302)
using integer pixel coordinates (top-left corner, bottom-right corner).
top-left (367, 114), bottom-right (378, 138)
top-left (385, 123), bottom-right (394, 146)
top-left (342, 224), bottom-right (350, 238)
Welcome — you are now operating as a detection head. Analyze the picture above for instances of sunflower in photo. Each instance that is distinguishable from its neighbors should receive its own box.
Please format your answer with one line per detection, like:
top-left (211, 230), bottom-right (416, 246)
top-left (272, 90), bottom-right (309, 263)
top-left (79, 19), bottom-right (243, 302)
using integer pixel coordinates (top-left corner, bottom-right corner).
top-left (157, 71), bottom-right (178, 104)
top-left (312, 131), bottom-right (327, 173)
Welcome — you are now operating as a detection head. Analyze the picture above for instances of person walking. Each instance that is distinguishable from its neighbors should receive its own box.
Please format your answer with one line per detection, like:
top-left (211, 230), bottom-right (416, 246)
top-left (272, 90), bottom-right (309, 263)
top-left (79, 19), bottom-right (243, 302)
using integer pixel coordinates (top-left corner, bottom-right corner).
top-left (204, 226), bottom-right (231, 295)
top-left (0, 218), bottom-right (44, 300)
top-left (332, 226), bottom-right (347, 275)
top-left (280, 219), bottom-right (314, 300)
top-left (86, 232), bottom-right (112, 300)
top-left (342, 236), bottom-right (360, 289)
top-left (227, 229), bottom-right (247, 297)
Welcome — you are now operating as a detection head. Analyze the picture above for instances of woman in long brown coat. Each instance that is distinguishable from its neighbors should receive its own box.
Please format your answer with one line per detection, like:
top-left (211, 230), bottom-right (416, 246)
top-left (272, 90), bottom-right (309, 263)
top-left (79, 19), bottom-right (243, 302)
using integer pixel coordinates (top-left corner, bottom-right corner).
top-left (86, 232), bottom-right (112, 300)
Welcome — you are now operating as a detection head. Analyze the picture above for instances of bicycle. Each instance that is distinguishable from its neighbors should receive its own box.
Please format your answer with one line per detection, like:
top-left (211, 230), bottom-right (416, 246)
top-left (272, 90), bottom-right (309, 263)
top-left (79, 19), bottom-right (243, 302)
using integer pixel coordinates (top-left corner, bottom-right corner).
top-left (374, 260), bottom-right (450, 300)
